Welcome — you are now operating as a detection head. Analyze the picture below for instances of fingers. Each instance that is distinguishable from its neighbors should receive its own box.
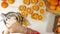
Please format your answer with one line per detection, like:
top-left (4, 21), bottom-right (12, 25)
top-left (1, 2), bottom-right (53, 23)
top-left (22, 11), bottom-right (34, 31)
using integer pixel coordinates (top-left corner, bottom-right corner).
top-left (6, 17), bottom-right (18, 27)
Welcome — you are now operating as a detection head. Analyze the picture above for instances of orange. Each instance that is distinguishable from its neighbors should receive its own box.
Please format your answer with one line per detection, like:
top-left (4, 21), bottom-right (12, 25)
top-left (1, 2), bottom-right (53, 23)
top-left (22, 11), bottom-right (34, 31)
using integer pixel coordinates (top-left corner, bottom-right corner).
top-left (57, 27), bottom-right (60, 33)
top-left (58, 18), bottom-right (60, 22)
top-left (38, 1), bottom-right (44, 7)
top-left (26, 8), bottom-right (33, 14)
top-left (37, 15), bottom-right (43, 20)
top-left (8, 0), bottom-right (15, 4)
top-left (31, 5), bottom-right (39, 11)
top-left (31, 13), bottom-right (38, 19)
top-left (22, 20), bottom-right (28, 26)
top-left (30, 0), bottom-right (37, 4)
top-left (40, 9), bottom-right (45, 14)
top-left (21, 11), bottom-right (28, 17)
top-left (1, 2), bottom-right (8, 8)
top-left (49, 5), bottom-right (56, 10)
top-left (18, 5), bottom-right (26, 11)
top-left (56, 6), bottom-right (60, 12)
top-left (46, 0), bottom-right (51, 3)
top-left (59, 1), bottom-right (60, 5)
top-left (50, 0), bottom-right (58, 6)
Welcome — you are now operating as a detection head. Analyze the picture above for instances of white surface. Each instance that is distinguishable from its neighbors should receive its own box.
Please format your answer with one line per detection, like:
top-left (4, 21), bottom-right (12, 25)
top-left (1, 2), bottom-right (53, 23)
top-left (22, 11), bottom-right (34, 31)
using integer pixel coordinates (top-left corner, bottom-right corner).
top-left (0, 0), bottom-right (55, 34)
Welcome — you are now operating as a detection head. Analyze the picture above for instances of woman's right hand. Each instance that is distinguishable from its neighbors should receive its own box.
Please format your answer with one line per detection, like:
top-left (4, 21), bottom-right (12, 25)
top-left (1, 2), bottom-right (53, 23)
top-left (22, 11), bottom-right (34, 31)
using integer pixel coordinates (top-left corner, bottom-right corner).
top-left (5, 17), bottom-right (27, 34)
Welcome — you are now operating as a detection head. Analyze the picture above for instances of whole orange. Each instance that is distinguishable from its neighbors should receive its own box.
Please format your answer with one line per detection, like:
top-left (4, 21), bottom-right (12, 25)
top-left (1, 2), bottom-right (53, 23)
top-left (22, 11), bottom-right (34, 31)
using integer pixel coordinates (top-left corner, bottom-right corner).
top-left (57, 27), bottom-right (60, 33)
top-left (50, 0), bottom-right (58, 6)
top-left (59, 1), bottom-right (60, 5)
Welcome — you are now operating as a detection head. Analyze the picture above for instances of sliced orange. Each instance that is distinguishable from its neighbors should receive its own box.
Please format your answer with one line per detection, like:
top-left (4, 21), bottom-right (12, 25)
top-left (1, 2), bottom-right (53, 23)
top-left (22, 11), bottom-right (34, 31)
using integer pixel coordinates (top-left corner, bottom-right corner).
top-left (30, 0), bottom-right (37, 4)
top-left (31, 13), bottom-right (38, 19)
top-left (8, 0), bottom-right (15, 4)
top-left (18, 5), bottom-right (26, 11)
top-left (31, 5), bottom-right (39, 11)
top-left (23, 0), bottom-right (30, 5)
top-left (50, 0), bottom-right (58, 6)
top-left (37, 15), bottom-right (43, 20)
top-left (1, 2), bottom-right (8, 8)
top-left (26, 8), bottom-right (33, 14)
top-left (22, 20), bottom-right (28, 26)
top-left (49, 5), bottom-right (56, 10)
top-left (38, 1), bottom-right (44, 7)
top-left (21, 11), bottom-right (28, 17)
top-left (40, 9), bottom-right (45, 14)
top-left (56, 6), bottom-right (60, 12)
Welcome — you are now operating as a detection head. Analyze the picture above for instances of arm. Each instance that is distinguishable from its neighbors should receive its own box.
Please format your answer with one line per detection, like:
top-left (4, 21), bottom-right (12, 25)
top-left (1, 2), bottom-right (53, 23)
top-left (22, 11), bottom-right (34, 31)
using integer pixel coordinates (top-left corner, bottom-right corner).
top-left (2, 30), bottom-right (10, 34)
top-left (26, 28), bottom-right (40, 34)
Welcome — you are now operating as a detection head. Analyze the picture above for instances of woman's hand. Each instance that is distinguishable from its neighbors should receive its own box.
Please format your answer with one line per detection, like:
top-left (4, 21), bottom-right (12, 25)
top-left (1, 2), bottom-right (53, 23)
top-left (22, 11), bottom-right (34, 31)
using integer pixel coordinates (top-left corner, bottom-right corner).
top-left (5, 17), bottom-right (27, 34)
top-left (4, 17), bottom-right (40, 34)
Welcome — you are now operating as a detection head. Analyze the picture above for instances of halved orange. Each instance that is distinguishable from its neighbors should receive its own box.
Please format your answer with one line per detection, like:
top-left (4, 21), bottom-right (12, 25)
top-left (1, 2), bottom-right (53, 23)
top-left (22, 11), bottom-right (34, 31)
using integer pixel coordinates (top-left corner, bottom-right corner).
top-left (18, 5), bottom-right (26, 11)
top-left (40, 9), bottom-right (45, 14)
top-left (1, 2), bottom-right (8, 8)
top-left (26, 8), bottom-right (33, 14)
top-left (37, 15), bottom-right (43, 20)
top-left (31, 13), bottom-right (38, 19)
top-left (30, 0), bottom-right (37, 4)
top-left (8, 0), bottom-right (15, 4)
top-left (23, 0), bottom-right (30, 5)
top-left (22, 20), bottom-right (28, 26)
top-left (31, 5), bottom-right (39, 11)
top-left (21, 11), bottom-right (28, 17)
top-left (38, 1), bottom-right (44, 7)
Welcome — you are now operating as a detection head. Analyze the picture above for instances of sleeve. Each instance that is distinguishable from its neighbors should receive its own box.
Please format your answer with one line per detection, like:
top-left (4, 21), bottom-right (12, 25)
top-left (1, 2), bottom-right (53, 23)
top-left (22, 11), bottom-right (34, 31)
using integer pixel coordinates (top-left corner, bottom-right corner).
top-left (26, 28), bottom-right (40, 34)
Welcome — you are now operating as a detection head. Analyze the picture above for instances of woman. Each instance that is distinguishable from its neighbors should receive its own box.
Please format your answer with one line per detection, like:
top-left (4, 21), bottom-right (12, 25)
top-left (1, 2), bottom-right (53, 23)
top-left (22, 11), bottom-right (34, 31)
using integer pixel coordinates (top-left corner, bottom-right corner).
top-left (2, 14), bottom-right (40, 34)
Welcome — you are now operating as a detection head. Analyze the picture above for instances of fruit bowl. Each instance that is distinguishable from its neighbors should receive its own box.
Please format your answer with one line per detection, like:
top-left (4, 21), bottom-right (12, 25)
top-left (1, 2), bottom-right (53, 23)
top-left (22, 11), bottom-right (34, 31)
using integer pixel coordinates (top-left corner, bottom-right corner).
top-left (44, 0), bottom-right (60, 15)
